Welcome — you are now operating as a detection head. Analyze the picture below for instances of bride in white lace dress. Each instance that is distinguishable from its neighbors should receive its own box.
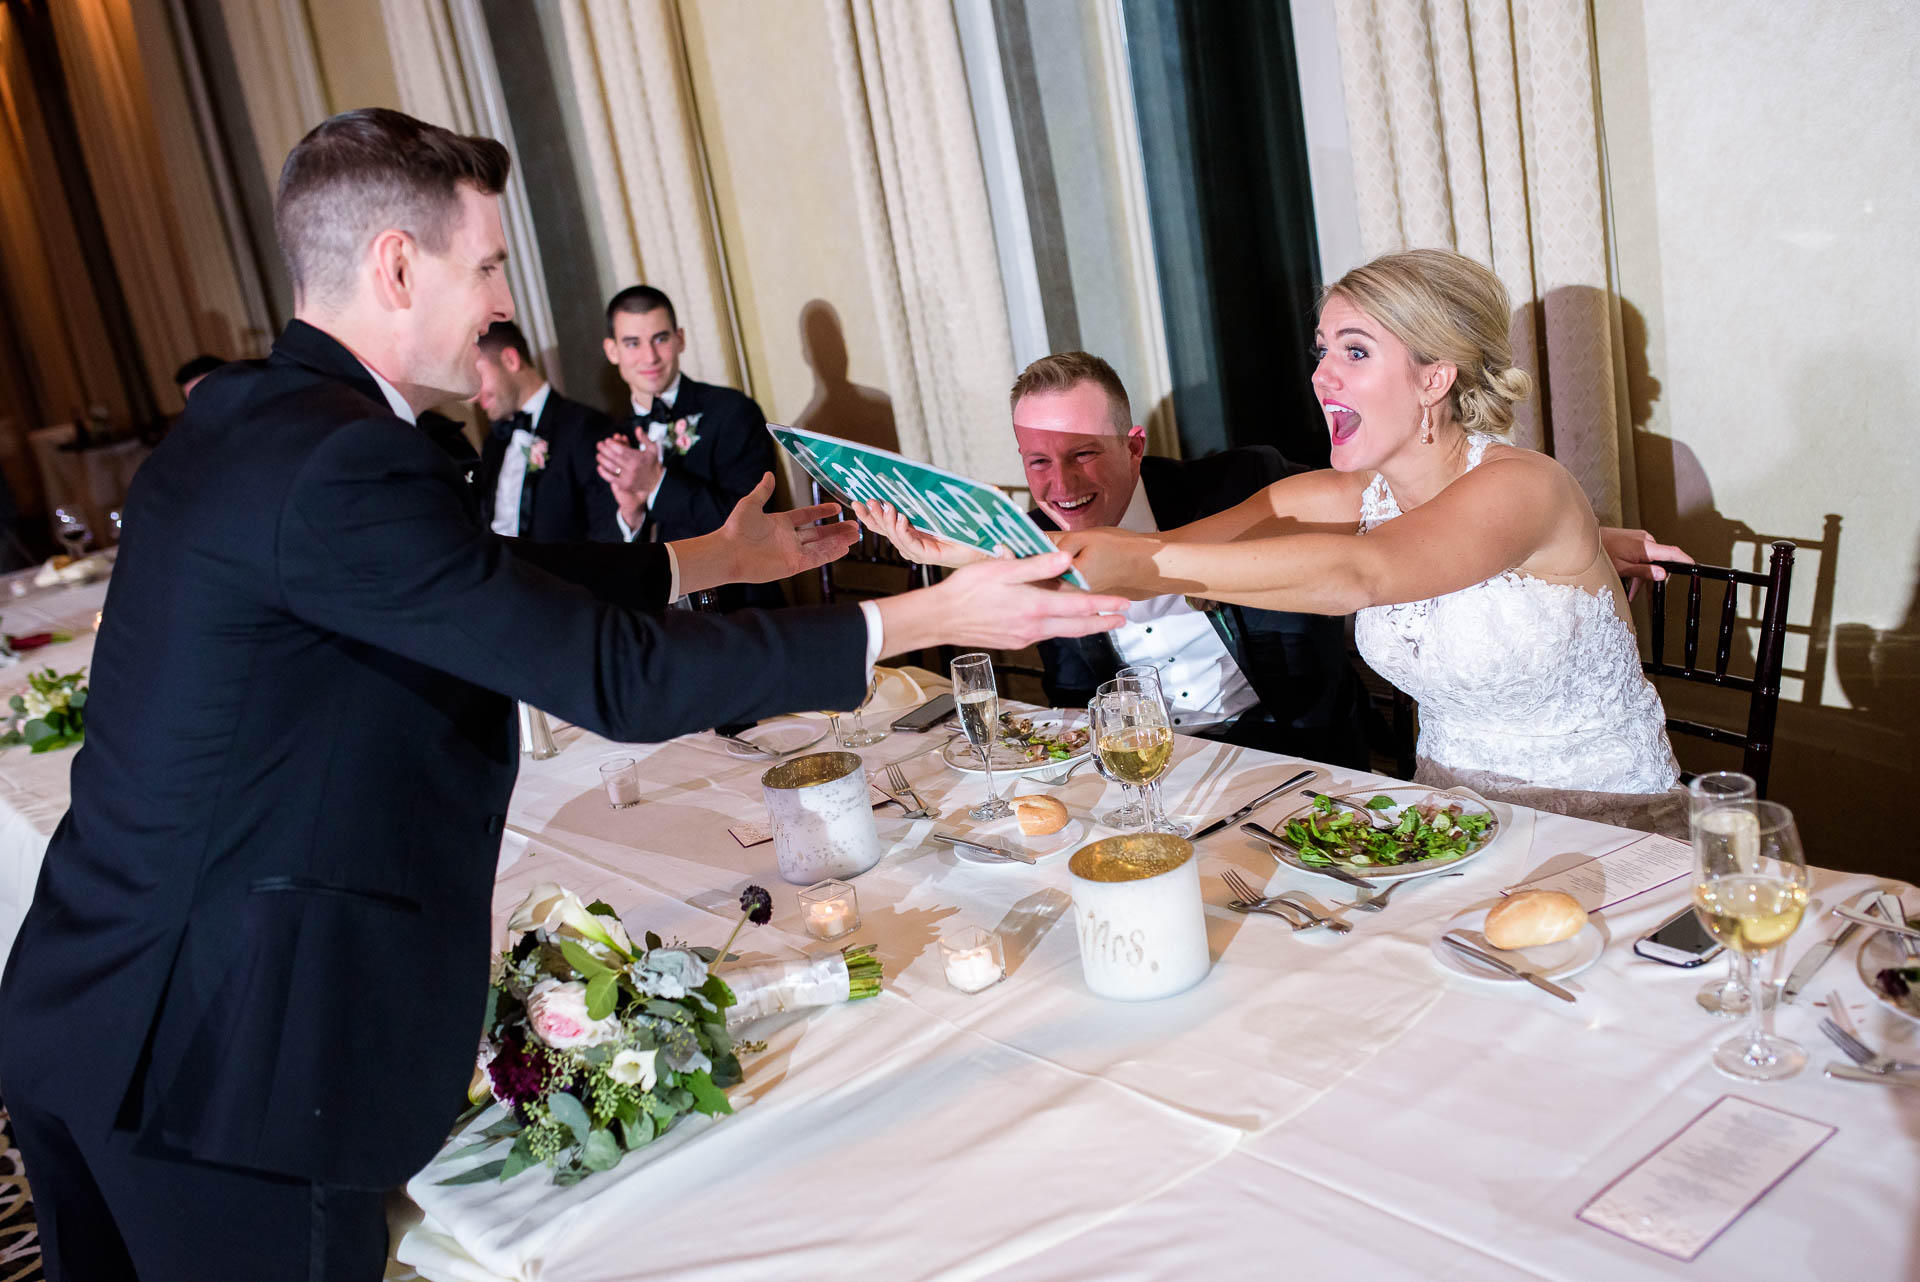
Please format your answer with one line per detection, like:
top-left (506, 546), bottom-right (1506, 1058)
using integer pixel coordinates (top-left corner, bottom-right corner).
top-left (1062, 249), bottom-right (1682, 830)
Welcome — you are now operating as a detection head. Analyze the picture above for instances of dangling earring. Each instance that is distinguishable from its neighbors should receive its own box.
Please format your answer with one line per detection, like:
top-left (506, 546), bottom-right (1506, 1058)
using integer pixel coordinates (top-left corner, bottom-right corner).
top-left (1420, 404), bottom-right (1433, 445)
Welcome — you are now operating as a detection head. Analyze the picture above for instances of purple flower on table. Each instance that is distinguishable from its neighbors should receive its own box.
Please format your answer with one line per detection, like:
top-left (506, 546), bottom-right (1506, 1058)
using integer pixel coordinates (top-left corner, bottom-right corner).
top-left (486, 1033), bottom-right (549, 1107)
top-left (740, 885), bottom-right (772, 925)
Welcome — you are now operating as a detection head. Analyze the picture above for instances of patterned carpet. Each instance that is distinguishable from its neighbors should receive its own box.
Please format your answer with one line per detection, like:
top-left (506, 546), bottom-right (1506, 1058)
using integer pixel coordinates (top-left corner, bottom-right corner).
top-left (0, 1109), bottom-right (43, 1282)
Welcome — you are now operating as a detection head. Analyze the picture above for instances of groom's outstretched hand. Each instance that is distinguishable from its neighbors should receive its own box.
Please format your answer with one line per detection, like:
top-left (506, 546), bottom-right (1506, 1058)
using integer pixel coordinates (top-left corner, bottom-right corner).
top-left (674, 474), bottom-right (861, 593)
top-left (874, 552), bottom-right (1126, 659)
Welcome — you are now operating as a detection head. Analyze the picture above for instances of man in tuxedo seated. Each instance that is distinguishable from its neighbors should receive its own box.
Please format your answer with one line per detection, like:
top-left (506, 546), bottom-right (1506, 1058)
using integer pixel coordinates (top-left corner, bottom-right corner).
top-left (473, 320), bottom-right (618, 541)
top-left (595, 285), bottom-right (780, 608)
top-left (0, 107), bottom-right (1125, 1281)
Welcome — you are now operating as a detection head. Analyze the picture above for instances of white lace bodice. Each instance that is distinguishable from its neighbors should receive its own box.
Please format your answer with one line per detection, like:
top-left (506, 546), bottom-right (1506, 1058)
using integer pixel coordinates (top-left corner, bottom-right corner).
top-left (1353, 435), bottom-right (1680, 828)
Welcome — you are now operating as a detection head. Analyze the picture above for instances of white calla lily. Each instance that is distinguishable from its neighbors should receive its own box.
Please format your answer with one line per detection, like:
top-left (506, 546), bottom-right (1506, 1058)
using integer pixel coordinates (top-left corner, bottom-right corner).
top-left (508, 882), bottom-right (634, 960)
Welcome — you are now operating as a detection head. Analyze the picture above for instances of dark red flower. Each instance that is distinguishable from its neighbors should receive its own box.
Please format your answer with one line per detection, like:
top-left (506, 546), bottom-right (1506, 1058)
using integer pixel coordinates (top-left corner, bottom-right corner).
top-left (487, 1034), bottom-right (549, 1106)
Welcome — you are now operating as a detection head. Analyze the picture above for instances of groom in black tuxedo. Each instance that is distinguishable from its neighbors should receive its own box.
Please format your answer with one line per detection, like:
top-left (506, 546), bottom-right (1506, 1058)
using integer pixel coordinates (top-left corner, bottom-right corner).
top-left (0, 108), bottom-right (1124, 1281)
top-left (597, 285), bottom-right (781, 608)
top-left (472, 320), bottom-right (619, 541)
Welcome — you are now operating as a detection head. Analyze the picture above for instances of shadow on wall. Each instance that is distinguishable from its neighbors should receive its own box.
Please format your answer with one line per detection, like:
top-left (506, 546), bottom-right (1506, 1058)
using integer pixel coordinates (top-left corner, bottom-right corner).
top-left (1617, 294), bottom-right (1919, 876)
top-left (791, 300), bottom-right (897, 452)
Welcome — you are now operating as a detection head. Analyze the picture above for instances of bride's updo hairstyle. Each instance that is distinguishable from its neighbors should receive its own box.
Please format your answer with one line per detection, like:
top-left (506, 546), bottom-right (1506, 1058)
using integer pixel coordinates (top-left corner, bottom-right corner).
top-left (1323, 248), bottom-right (1532, 438)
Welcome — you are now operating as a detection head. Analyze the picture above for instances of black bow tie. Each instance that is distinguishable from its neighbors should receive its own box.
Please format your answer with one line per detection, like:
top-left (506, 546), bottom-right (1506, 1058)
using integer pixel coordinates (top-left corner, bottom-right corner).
top-left (632, 400), bottom-right (676, 430)
top-left (491, 409), bottom-right (533, 442)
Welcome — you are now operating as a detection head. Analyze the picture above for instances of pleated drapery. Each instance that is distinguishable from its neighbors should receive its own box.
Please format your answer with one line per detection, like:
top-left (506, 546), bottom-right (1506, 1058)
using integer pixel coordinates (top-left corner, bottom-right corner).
top-left (1333, 0), bottom-right (1630, 524)
top-left (824, 0), bottom-right (1019, 483)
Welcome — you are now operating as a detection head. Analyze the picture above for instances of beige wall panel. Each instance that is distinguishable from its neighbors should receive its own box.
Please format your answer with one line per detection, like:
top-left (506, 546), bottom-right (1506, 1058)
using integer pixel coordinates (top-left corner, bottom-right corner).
top-left (1596, 0), bottom-right (1920, 864)
top-left (307, 0), bottom-right (403, 113)
top-left (677, 0), bottom-right (890, 438)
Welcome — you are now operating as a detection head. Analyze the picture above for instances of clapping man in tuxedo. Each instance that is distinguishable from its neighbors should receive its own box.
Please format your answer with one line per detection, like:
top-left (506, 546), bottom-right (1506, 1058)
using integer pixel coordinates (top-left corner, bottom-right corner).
top-left (473, 320), bottom-right (619, 541)
top-left (597, 286), bottom-right (780, 607)
top-left (0, 108), bottom-right (1126, 1281)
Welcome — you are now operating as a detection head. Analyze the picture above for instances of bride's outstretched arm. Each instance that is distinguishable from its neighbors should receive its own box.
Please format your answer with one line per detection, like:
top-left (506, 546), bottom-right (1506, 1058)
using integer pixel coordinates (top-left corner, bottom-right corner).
top-left (1157, 467), bottom-right (1372, 544)
top-left (1062, 455), bottom-right (1571, 615)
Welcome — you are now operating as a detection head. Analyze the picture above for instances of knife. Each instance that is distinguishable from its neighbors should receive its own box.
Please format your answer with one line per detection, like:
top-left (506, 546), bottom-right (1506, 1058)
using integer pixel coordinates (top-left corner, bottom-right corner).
top-left (1825, 1061), bottom-right (1920, 1089)
top-left (1190, 769), bottom-right (1315, 841)
top-left (931, 831), bottom-right (1036, 865)
top-left (1241, 822), bottom-right (1378, 893)
top-left (717, 732), bottom-right (775, 758)
top-left (1783, 916), bottom-right (1863, 1003)
top-left (1877, 891), bottom-right (1920, 959)
top-left (1834, 904), bottom-right (1920, 941)
top-left (1441, 933), bottom-right (1578, 1003)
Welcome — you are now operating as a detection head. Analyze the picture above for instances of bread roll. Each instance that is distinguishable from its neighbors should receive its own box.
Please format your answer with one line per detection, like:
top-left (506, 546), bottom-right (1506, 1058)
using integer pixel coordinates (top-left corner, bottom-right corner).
top-left (1013, 794), bottom-right (1070, 836)
top-left (1483, 890), bottom-right (1587, 950)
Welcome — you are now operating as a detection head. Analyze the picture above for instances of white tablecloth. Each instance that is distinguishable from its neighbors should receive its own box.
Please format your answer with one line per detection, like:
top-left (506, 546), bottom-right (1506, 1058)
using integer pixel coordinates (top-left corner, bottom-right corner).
top-left (397, 698), bottom-right (1920, 1282)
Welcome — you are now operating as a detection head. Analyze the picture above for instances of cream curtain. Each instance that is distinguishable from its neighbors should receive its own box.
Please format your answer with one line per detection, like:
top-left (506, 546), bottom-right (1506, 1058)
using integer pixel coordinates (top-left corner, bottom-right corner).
top-left (379, 0), bottom-right (560, 375)
top-left (50, 0), bottom-right (271, 410)
top-left (552, 0), bottom-right (743, 391)
top-left (1334, 0), bottom-right (1630, 524)
top-left (825, 0), bottom-right (1018, 484)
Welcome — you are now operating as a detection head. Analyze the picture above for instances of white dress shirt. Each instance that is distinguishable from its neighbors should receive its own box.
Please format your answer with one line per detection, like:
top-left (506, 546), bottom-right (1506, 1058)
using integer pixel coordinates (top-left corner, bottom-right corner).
top-left (1108, 479), bottom-right (1256, 730)
top-left (490, 382), bottom-right (554, 537)
top-left (616, 376), bottom-right (681, 542)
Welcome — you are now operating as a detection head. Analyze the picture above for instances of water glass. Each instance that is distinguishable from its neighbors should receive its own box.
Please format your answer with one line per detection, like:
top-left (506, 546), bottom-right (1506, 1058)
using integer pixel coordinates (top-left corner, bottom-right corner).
top-left (837, 671), bottom-right (888, 748)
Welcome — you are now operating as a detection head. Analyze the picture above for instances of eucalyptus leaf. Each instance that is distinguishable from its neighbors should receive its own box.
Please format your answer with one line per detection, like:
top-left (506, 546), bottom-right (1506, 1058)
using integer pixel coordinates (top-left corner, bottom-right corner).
top-left (580, 1128), bottom-right (623, 1172)
top-left (619, 1112), bottom-right (654, 1150)
top-left (478, 1114), bottom-right (525, 1139)
top-left (435, 1158), bottom-right (508, 1186)
top-left (546, 1090), bottom-right (592, 1146)
top-left (501, 1135), bottom-right (536, 1180)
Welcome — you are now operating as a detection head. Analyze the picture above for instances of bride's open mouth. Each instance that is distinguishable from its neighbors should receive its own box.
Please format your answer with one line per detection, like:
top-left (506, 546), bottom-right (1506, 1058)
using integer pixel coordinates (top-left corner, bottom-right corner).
top-left (1323, 400), bottom-right (1361, 444)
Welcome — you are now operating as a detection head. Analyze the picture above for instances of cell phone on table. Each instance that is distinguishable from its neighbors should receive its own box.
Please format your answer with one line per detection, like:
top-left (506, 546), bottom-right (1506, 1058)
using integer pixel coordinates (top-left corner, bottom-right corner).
top-left (1633, 905), bottom-right (1724, 967)
top-left (892, 693), bottom-right (957, 732)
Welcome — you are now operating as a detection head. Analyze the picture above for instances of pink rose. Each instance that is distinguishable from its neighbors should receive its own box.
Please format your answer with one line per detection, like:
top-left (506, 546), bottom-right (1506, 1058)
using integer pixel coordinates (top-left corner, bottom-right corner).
top-left (527, 438), bottom-right (549, 471)
top-left (672, 420), bottom-right (693, 452)
top-left (524, 978), bottom-right (620, 1050)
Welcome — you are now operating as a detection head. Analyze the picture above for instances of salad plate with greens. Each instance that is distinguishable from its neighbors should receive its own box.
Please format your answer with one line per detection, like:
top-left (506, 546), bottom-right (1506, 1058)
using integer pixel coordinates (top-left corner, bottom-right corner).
top-left (1858, 919), bottom-right (1920, 1025)
top-left (942, 709), bottom-right (1092, 776)
top-left (1263, 786), bottom-right (1500, 882)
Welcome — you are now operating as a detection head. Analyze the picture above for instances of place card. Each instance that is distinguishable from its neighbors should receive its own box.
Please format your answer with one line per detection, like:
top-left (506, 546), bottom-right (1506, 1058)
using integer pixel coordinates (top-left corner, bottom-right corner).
top-left (728, 782), bottom-right (893, 848)
top-left (1508, 832), bottom-right (1692, 912)
top-left (1577, 1095), bottom-right (1835, 1261)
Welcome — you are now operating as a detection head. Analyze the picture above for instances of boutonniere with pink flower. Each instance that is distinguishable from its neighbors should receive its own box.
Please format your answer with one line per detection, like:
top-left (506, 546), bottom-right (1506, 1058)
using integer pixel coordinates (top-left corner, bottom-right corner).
top-left (668, 418), bottom-right (701, 456)
top-left (525, 437), bottom-right (549, 472)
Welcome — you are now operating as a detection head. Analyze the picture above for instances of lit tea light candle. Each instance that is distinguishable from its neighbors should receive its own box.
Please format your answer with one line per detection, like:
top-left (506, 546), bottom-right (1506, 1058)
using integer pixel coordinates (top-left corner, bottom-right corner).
top-left (799, 879), bottom-right (859, 941)
top-left (940, 926), bottom-right (1005, 994)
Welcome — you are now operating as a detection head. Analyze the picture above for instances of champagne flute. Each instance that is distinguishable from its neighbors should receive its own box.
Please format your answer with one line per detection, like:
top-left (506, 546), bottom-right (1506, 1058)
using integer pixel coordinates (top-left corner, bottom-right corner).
top-left (1691, 800), bottom-right (1809, 1081)
top-left (1689, 772), bottom-right (1767, 1018)
top-left (1091, 681), bottom-right (1186, 835)
top-left (951, 653), bottom-right (1011, 820)
top-left (838, 671), bottom-right (889, 748)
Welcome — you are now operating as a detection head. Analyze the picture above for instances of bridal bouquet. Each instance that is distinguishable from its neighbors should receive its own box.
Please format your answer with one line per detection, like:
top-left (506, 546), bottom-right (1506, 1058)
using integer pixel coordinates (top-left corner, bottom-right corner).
top-left (447, 882), bottom-right (880, 1186)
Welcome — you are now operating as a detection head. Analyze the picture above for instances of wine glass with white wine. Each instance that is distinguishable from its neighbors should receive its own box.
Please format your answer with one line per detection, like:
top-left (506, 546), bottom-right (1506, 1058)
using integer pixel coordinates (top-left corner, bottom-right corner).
top-left (1691, 799), bottom-right (1809, 1081)
top-left (1094, 665), bottom-right (1160, 828)
top-left (1091, 680), bottom-right (1187, 835)
top-left (950, 653), bottom-right (1011, 821)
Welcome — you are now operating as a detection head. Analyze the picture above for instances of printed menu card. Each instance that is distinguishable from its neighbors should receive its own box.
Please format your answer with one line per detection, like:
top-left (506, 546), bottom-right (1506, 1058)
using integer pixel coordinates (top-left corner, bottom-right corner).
top-left (1577, 1095), bottom-right (1835, 1260)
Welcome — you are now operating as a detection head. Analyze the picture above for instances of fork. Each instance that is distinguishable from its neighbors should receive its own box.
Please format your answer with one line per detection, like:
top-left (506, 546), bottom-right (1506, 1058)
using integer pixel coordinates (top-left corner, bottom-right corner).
top-left (1822, 989), bottom-right (1920, 1074)
top-left (1222, 869), bottom-right (1352, 934)
top-left (1350, 871), bottom-right (1465, 911)
top-left (882, 763), bottom-right (933, 820)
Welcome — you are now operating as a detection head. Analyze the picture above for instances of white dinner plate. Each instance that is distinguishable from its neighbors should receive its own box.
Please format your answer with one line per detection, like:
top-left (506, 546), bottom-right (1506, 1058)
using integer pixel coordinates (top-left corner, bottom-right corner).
top-left (1429, 904), bottom-right (1605, 985)
top-left (1264, 786), bottom-right (1500, 884)
top-left (946, 816), bottom-right (1086, 866)
top-left (1855, 920), bottom-right (1920, 1025)
top-left (722, 715), bottom-right (830, 759)
top-left (942, 709), bottom-right (1092, 777)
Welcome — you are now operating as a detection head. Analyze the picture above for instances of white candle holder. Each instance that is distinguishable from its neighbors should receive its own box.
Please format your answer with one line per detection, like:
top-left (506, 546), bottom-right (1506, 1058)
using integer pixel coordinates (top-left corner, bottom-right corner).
top-left (760, 752), bottom-right (884, 884)
top-left (940, 925), bottom-right (1005, 994)
top-left (1067, 833), bottom-right (1210, 1001)
top-left (799, 879), bottom-right (860, 941)
top-left (599, 757), bottom-right (641, 809)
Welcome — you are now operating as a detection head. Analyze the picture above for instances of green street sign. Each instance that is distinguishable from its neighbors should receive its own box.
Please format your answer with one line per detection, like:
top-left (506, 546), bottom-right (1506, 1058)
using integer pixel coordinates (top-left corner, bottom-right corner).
top-left (770, 424), bottom-right (1088, 587)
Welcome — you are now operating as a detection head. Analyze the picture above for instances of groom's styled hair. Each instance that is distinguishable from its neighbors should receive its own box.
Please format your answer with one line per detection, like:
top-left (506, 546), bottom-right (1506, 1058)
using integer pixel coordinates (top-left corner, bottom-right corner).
top-left (1008, 352), bottom-right (1132, 434)
top-left (275, 108), bottom-right (510, 309)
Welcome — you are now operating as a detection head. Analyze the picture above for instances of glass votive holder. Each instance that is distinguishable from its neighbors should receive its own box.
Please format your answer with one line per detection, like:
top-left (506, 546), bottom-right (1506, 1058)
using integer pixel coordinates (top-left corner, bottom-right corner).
top-left (940, 926), bottom-right (1005, 995)
top-left (799, 879), bottom-right (860, 941)
top-left (599, 757), bottom-right (641, 809)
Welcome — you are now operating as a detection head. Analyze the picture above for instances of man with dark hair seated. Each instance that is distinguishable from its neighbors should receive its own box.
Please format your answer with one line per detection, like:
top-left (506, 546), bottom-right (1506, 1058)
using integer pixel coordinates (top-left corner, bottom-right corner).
top-left (596, 285), bottom-right (780, 607)
top-left (173, 354), bottom-right (225, 398)
top-left (472, 320), bottom-right (617, 541)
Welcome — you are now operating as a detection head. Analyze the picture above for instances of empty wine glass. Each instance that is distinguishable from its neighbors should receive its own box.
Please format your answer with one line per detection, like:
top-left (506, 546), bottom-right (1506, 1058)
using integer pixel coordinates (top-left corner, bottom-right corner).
top-left (837, 671), bottom-right (889, 748)
top-left (53, 508), bottom-right (90, 558)
top-left (951, 653), bottom-right (1010, 820)
top-left (1692, 800), bottom-right (1809, 1081)
top-left (1689, 772), bottom-right (1768, 1018)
